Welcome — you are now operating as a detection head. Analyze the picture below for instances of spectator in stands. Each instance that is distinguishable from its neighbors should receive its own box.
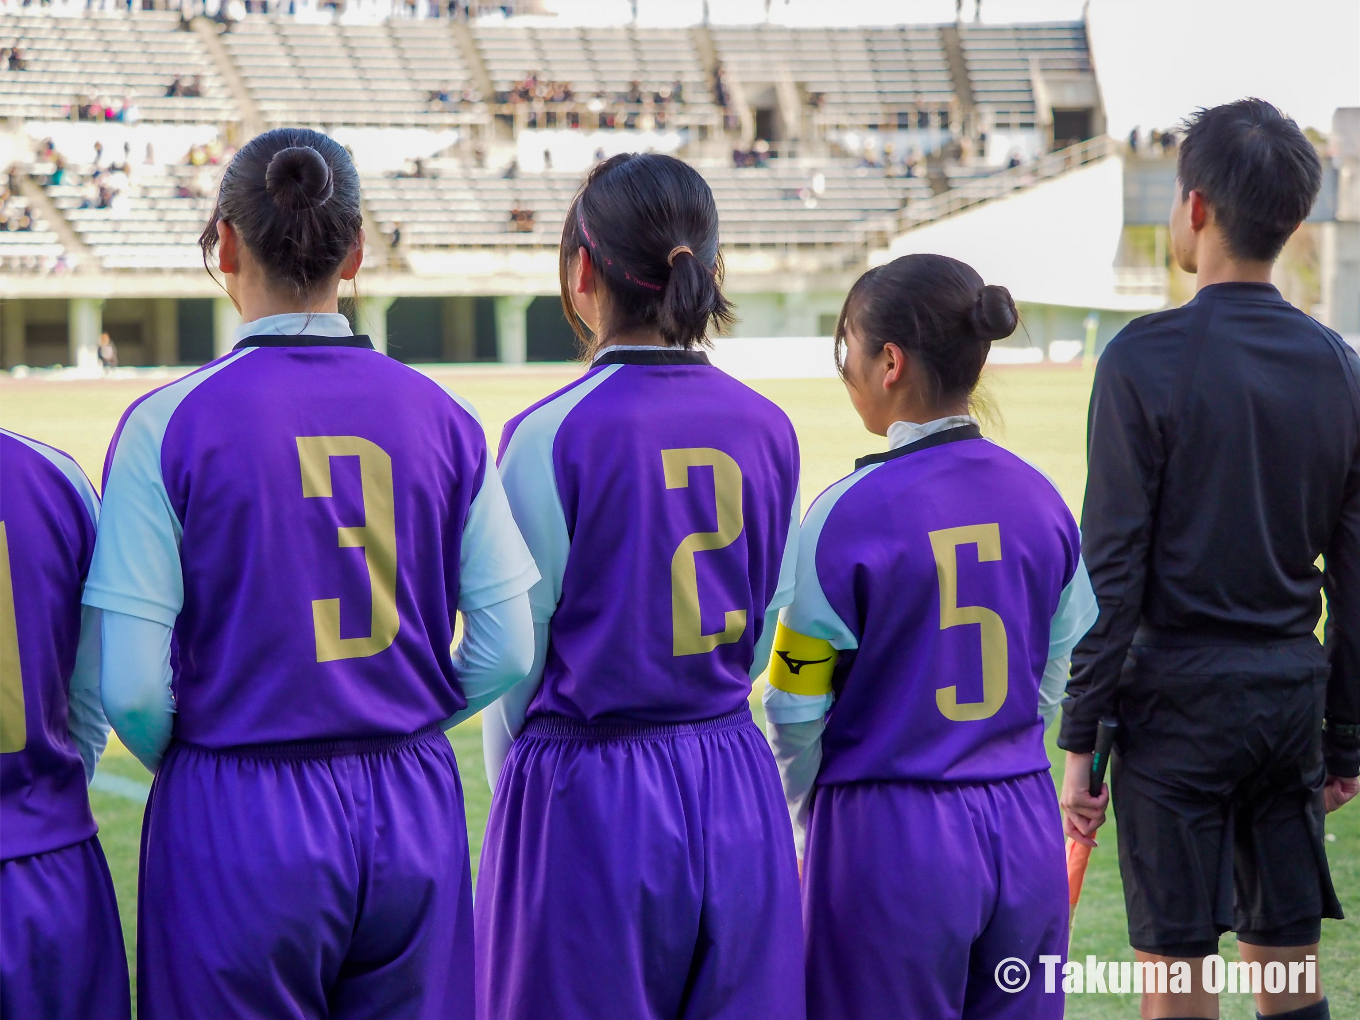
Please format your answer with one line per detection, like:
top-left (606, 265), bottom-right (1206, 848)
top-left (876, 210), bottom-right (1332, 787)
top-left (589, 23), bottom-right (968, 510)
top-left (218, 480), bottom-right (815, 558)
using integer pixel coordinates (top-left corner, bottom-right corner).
top-left (7, 44), bottom-right (25, 72)
top-left (390, 221), bottom-right (402, 248)
top-left (671, 79), bottom-right (683, 105)
top-left (712, 63), bottom-right (729, 108)
top-left (625, 80), bottom-right (643, 106)
top-left (508, 205), bottom-right (533, 233)
top-left (145, 143), bottom-right (156, 165)
top-left (1160, 128), bottom-right (1178, 155)
top-left (1007, 150), bottom-right (1022, 170)
top-left (167, 73), bottom-right (185, 98)
top-left (1128, 125), bottom-right (1140, 154)
top-left (184, 75), bottom-right (204, 98)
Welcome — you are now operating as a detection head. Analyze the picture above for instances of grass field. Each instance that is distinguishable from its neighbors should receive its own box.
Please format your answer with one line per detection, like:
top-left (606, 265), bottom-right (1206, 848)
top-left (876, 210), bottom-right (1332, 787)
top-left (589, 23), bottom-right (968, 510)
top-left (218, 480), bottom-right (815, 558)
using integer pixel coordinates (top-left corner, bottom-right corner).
top-left (3, 364), bottom-right (1356, 1019)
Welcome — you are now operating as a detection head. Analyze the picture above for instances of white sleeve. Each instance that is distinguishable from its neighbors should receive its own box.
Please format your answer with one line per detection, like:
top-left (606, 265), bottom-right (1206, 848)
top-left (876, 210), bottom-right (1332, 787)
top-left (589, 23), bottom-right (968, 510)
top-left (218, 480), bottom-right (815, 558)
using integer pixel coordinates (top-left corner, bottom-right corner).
top-left (457, 455), bottom-right (540, 612)
top-left (749, 606), bottom-right (781, 682)
top-left (66, 605), bottom-right (109, 783)
top-left (84, 351), bottom-right (247, 624)
top-left (769, 483), bottom-right (801, 612)
top-left (766, 717), bottom-right (824, 858)
top-left (100, 610), bottom-right (175, 773)
top-left (442, 592), bottom-right (535, 728)
top-left (1040, 556), bottom-right (1099, 728)
top-left (482, 619), bottom-right (549, 790)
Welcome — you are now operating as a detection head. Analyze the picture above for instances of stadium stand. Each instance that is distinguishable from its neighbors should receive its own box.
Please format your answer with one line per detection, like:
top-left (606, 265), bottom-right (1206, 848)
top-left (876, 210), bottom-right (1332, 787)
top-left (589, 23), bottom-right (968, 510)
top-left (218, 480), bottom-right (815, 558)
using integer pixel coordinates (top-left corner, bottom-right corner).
top-left (0, 10), bottom-right (234, 123)
top-left (221, 17), bottom-right (477, 127)
top-left (710, 26), bottom-right (958, 132)
top-left (957, 21), bottom-right (1095, 132)
top-left (0, 9), bottom-right (1137, 369)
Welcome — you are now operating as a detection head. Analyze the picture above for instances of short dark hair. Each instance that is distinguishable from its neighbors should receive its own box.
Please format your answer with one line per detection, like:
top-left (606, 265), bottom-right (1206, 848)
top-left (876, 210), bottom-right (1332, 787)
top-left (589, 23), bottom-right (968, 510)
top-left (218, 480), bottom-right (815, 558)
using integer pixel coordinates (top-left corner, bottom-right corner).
top-left (835, 254), bottom-right (1017, 403)
top-left (1177, 99), bottom-right (1322, 262)
top-left (200, 128), bottom-right (363, 297)
top-left (560, 153), bottom-right (734, 353)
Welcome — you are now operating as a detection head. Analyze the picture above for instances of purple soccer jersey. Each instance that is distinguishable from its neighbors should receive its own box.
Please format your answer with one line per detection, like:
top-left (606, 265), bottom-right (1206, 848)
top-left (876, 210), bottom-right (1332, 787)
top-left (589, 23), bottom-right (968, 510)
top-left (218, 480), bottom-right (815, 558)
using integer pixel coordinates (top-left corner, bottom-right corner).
top-left (788, 427), bottom-right (1082, 785)
top-left (85, 337), bottom-right (538, 746)
top-left (497, 348), bottom-right (800, 722)
top-left (0, 430), bottom-right (100, 860)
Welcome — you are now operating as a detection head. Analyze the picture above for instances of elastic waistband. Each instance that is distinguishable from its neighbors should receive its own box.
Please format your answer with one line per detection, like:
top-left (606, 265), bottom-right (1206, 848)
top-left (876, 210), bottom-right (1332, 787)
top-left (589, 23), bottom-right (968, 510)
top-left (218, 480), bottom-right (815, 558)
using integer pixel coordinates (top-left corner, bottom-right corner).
top-left (1134, 623), bottom-right (1321, 648)
top-left (177, 723), bottom-right (444, 761)
top-left (522, 704), bottom-right (753, 742)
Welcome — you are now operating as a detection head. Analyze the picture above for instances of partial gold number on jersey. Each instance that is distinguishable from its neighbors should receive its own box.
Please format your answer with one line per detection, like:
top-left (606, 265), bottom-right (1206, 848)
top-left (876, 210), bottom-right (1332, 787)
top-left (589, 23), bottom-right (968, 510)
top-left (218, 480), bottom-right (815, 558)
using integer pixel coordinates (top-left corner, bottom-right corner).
top-left (929, 523), bottom-right (1009, 721)
top-left (0, 521), bottom-right (26, 752)
top-left (297, 436), bottom-right (400, 663)
top-left (662, 448), bottom-right (747, 657)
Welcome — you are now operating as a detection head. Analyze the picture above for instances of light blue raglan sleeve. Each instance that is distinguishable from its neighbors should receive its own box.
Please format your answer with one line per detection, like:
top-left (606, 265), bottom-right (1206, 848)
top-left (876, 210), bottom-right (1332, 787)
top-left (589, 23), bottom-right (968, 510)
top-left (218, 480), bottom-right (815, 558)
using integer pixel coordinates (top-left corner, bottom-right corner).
top-left (764, 467), bottom-right (872, 857)
top-left (2, 431), bottom-right (113, 782)
top-left (437, 390), bottom-right (540, 728)
top-left (750, 485), bottom-right (801, 681)
top-left (1039, 555), bottom-right (1099, 729)
top-left (482, 366), bottom-right (622, 788)
top-left (84, 351), bottom-right (249, 771)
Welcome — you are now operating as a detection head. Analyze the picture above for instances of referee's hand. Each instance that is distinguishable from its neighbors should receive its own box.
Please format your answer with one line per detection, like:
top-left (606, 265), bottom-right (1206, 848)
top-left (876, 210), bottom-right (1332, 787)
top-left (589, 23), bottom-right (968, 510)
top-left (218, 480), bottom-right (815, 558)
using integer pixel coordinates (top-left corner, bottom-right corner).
top-left (1060, 751), bottom-right (1109, 848)
top-left (1325, 774), bottom-right (1360, 814)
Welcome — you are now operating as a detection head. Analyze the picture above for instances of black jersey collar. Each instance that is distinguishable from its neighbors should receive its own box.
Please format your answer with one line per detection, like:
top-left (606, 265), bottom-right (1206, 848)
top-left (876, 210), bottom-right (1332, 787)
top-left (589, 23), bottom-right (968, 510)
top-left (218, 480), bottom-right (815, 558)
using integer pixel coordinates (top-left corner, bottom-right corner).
top-left (855, 422), bottom-right (983, 470)
top-left (234, 334), bottom-right (374, 351)
top-left (592, 348), bottom-right (711, 367)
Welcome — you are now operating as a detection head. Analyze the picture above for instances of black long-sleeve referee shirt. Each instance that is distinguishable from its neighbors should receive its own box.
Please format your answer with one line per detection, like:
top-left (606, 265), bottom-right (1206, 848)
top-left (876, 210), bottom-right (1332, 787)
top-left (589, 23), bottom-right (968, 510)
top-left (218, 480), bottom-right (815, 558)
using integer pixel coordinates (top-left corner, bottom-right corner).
top-left (1059, 282), bottom-right (1360, 777)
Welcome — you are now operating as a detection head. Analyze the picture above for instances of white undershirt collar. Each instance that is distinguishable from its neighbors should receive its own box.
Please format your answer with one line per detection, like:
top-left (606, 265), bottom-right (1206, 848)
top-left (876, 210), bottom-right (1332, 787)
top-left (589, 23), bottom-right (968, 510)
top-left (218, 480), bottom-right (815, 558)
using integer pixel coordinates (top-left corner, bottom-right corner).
top-left (234, 312), bottom-right (354, 345)
top-left (590, 343), bottom-right (672, 364)
top-left (886, 414), bottom-right (979, 451)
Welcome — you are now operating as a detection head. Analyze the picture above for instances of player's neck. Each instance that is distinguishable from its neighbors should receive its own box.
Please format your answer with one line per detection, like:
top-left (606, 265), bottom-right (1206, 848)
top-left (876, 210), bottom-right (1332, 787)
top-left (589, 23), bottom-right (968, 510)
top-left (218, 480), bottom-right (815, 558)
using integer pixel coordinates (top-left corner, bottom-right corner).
top-left (1192, 235), bottom-right (1274, 290)
top-left (228, 276), bottom-right (340, 324)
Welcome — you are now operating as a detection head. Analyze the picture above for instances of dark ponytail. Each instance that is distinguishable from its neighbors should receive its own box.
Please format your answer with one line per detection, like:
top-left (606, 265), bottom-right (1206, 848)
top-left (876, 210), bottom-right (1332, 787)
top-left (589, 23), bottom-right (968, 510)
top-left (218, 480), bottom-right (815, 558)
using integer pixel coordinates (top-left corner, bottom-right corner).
top-left (560, 153), bottom-right (734, 353)
top-left (200, 128), bottom-right (362, 298)
top-left (835, 254), bottom-right (1018, 402)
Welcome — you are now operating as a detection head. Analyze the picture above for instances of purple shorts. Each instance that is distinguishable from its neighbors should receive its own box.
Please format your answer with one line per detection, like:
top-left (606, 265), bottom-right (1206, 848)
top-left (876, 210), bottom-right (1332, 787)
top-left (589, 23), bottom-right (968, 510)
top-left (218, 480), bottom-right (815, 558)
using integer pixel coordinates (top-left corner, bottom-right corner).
top-left (476, 705), bottom-right (805, 1020)
top-left (803, 772), bottom-right (1067, 1020)
top-left (138, 726), bottom-right (473, 1020)
top-left (0, 835), bottom-right (129, 1020)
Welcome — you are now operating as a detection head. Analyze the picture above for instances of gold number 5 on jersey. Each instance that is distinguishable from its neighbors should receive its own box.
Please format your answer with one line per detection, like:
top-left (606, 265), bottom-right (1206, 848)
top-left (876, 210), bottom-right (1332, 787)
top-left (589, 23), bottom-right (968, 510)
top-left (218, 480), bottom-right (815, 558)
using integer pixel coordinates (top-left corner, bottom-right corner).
top-left (297, 436), bottom-right (400, 663)
top-left (929, 523), bottom-right (1009, 721)
top-left (662, 448), bottom-right (747, 657)
top-left (0, 522), bottom-right (26, 752)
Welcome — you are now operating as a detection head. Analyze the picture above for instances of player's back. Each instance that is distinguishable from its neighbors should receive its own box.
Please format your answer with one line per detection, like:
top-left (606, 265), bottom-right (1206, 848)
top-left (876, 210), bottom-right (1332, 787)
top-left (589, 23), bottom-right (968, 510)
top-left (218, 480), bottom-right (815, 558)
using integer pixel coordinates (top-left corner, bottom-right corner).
top-left (0, 430), bottom-right (100, 859)
top-left (1094, 284), bottom-right (1360, 637)
top-left (801, 430), bottom-right (1080, 785)
top-left (90, 338), bottom-right (491, 747)
top-left (499, 348), bottom-right (800, 722)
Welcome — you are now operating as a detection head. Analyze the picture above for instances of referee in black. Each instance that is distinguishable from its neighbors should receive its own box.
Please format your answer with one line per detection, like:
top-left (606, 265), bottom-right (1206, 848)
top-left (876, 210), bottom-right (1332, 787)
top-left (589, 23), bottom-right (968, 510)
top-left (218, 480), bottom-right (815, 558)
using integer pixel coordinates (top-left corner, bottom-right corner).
top-left (1060, 98), bottom-right (1360, 1020)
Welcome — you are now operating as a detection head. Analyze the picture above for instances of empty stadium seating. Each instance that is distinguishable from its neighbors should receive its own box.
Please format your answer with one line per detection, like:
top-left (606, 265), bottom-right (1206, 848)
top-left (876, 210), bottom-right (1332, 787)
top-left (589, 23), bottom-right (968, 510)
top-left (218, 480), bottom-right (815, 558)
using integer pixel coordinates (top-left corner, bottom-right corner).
top-left (221, 17), bottom-right (475, 127)
top-left (362, 160), bottom-right (931, 252)
top-left (0, 10), bottom-right (234, 122)
top-left (958, 21), bottom-right (1093, 125)
top-left (711, 26), bottom-right (957, 129)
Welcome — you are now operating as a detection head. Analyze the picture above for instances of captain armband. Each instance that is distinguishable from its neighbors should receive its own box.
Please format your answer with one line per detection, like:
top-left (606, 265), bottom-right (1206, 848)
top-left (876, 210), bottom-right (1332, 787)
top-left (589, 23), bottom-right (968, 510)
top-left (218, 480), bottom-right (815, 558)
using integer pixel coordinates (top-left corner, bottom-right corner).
top-left (768, 622), bottom-right (838, 697)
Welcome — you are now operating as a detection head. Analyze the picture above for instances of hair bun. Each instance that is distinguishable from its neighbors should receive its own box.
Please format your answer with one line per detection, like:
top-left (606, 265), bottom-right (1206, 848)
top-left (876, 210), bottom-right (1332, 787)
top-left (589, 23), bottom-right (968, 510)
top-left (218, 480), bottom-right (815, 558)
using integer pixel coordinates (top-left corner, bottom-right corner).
top-left (265, 145), bottom-right (334, 210)
top-left (969, 284), bottom-right (1018, 342)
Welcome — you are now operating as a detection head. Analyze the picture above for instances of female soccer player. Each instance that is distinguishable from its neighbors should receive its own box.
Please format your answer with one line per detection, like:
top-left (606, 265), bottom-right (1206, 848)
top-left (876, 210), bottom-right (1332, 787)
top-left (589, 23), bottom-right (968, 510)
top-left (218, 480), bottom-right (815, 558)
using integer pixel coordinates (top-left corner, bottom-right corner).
top-left (84, 129), bottom-right (538, 1019)
top-left (477, 152), bottom-right (804, 1020)
top-left (0, 429), bottom-right (127, 1020)
top-left (766, 254), bottom-right (1097, 1020)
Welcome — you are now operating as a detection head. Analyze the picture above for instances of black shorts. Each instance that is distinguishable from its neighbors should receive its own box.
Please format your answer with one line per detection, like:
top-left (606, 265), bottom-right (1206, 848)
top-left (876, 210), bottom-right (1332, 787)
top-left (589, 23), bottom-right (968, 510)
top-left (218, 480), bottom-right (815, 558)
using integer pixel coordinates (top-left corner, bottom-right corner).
top-left (1111, 635), bottom-right (1342, 958)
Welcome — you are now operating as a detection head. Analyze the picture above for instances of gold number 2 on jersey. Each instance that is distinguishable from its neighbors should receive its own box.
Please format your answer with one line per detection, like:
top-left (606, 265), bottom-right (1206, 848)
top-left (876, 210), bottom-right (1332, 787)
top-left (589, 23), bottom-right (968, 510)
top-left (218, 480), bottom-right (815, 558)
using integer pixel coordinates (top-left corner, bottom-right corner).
top-left (929, 523), bottom-right (1009, 721)
top-left (663, 448), bottom-right (747, 657)
top-left (297, 436), bottom-right (400, 663)
top-left (0, 522), bottom-right (25, 752)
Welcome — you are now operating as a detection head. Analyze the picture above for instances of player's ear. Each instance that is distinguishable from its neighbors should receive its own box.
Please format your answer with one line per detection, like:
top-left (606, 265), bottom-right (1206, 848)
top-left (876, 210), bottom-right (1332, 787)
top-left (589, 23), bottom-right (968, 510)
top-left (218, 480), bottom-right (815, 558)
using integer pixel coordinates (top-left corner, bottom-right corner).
top-left (574, 247), bottom-right (593, 294)
top-left (339, 228), bottom-right (364, 281)
top-left (1188, 190), bottom-right (1209, 232)
top-left (218, 219), bottom-right (240, 275)
top-left (881, 341), bottom-right (906, 389)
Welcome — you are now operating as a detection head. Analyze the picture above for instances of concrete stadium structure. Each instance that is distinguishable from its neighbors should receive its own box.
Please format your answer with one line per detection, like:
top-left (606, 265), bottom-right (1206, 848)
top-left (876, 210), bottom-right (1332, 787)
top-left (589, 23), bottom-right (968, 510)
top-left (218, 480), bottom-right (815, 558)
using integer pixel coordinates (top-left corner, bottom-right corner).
top-left (1, 7), bottom-right (1355, 374)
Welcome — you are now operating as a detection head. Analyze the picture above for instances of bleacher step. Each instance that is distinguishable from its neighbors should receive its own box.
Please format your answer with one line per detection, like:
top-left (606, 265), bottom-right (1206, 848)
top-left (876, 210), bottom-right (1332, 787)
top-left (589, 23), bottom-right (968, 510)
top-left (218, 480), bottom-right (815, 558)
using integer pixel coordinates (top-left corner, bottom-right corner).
top-left (15, 173), bottom-right (93, 272)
